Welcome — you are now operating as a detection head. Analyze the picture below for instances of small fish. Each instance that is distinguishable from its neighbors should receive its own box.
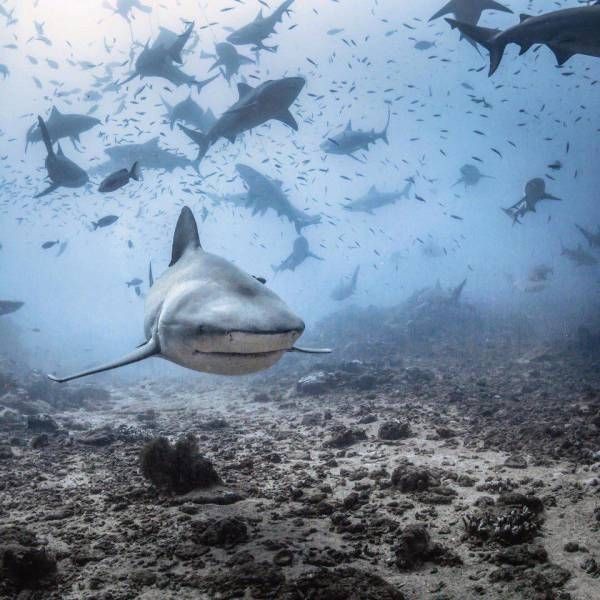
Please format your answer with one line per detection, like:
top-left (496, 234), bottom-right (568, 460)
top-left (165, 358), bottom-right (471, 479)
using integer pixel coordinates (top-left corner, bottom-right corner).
top-left (92, 215), bottom-right (119, 230)
top-left (126, 278), bottom-right (143, 288)
top-left (98, 162), bottom-right (141, 193)
top-left (42, 240), bottom-right (59, 249)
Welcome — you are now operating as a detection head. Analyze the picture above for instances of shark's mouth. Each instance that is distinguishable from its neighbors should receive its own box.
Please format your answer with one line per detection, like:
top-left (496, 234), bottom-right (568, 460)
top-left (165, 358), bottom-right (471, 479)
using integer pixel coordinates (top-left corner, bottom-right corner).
top-left (192, 349), bottom-right (284, 358)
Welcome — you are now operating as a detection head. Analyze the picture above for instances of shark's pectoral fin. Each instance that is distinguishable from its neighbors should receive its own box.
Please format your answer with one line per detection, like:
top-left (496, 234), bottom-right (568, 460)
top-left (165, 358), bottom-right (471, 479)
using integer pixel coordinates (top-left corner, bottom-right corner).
top-left (34, 183), bottom-right (59, 198)
top-left (289, 346), bottom-right (332, 354)
top-left (548, 44), bottom-right (574, 67)
top-left (48, 337), bottom-right (160, 383)
top-left (276, 109), bottom-right (298, 130)
top-left (429, 0), bottom-right (455, 22)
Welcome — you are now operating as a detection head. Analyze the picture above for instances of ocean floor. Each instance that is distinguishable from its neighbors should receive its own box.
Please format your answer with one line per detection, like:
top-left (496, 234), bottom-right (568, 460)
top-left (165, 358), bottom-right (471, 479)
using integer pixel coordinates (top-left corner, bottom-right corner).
top-left (1, 345), bottom-right (599, 599)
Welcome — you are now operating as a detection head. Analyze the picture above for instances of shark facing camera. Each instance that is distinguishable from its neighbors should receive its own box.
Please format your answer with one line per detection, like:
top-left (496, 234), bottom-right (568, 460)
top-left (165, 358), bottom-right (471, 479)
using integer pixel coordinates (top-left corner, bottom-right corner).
top-left (48, 207), bottom-right (330, 383)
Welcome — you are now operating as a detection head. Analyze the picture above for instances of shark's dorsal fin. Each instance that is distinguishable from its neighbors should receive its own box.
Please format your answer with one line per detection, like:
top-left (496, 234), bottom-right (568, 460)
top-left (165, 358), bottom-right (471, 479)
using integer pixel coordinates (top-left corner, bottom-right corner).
top-left (345, 120), bottom-right (352, 131)
top-left (170, 206), bottom-right (202, 267)
top-left (519, 13), bottom-right (533, 22)
top-left (57, 143), bottom-right (64, 156)
top-left (237, 82), bottom-right (253, 98)
top-left (368, 185), bottom-right (377, 194)
top-left (50, 106), bottom-right (61, 117)
top-left (255, 9), bottom-right (263, 20)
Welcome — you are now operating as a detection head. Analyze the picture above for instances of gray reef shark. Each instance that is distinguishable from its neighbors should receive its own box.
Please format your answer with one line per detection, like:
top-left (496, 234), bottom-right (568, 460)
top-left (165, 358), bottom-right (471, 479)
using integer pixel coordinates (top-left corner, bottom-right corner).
top-left (561, 244), bottom-right (599, 267)
top-left (575, 224), bottom-right (600, 249)
top-left (206, 42), bottom-right (254, 82)
top-left (26, 106), bottom-right (101, 152)
top-left (226, 0), bottom-right (294, 52)
top-left (0, 301), bottom-right (24, 316)
top-left (453, 164), bottom-right (492, 187)
top-left (502, 178), bottom-right (561, 224)
top-left (48, 207), bottom-right (330, 382)
top-left (272, 236), bottom-right (323, 273)
top-left (34, 115), bottom-right (88, 198)
top-left (321, 107), bottom-right (390, 160)
top-left (331, 266), bottom-right (360, 301)
top-left (161, 95), bottom-right (216, 131)
top-left (236, 164), bottom-right (321, 233)
top-left (89, 138), bottom-right (195, 176)
top-left (343, 179), bottom-right (413, 214)
top-left (446, 5), bottom-right (600, 76)
top-left (178, 77), bottom-right (305, 166)
top-left (119, 22), bottom-right (218, 91)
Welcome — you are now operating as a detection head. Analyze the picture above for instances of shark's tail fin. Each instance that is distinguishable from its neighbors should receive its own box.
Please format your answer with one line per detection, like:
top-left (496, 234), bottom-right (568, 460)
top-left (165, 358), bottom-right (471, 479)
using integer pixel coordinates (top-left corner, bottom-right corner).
top-left (193, 73), bottom-right (219, 94)
top-left (179, 124), bottom-right (210, 169)
top-left (429, 0), bottom-right (455, 21)
top-left (37, 115), bottom-right (54, 156)
top-left (130, 161), bottom-right (141, 181)
top-left (137, 2), bottom-right (152, 14)
top-left (380, 105), bottom-right (391, 145)
top-left (275, 0), bottom-right (294, 21)
top-left (445, 19), bottom-right (504, 76)
top-left (483, 0), bottom-right (512, 14)
top-left (48, 337), bottom-right (160, 383)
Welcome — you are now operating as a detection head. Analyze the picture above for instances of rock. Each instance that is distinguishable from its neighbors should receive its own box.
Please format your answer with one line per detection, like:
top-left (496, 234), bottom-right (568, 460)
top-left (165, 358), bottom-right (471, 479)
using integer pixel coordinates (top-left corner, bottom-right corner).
top-left (504, 454), bottom-right (528, 469)
top-left (194, 517), bottom-right (249, 547)
top-left (0, 526), bottom-right (57, 590)
top-left (31, 433), bottom-right (49, 449)
top-left (324, 426), bottom-right (367, 449)
top-left (563, 542), bottom-right (580, 553)
top-left (393, 524), bottom-right (461, 571)
top-left (198, 418), bottom-right (229, 430)
top-left (281, 567), bottom-right (405, 600)
top-left (27, 414), bottom-right (58, 433)
top-left (391, 461), bottom-right (439, 492)
top-left (493, 544), bottom-right (548, 567)
top-left (140, 434), bottom-right (221, 494)
top-left (129, 568), bottom-right (157, 587)
top-left (378, 420), bottom-right (412, 440)
top-left (77, 426), bottom-right (114, 446)
top-left (297, 372), bottom-right (332, 396)
top-left (0, 444), bottom-right (14, 460)
top-left (0, 406), bottom-right (23, 428)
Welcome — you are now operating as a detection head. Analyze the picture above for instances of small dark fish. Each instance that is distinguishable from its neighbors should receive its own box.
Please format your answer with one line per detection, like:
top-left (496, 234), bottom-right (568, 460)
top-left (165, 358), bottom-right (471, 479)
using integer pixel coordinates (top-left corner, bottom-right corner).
top-left (126, 278), bottom-right (143, 287)
top-left (92, 215), bottom-right (119, 230)
top-left (42, 240), bottom-right (59, 249)
top-left (99, 162), bottom-right (141, 193)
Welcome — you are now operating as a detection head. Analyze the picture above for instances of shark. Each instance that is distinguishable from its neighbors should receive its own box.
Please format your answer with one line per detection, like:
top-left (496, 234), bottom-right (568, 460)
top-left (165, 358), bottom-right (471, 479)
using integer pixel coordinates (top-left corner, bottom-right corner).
top-left (48, 207), bottom-right (330, 383)
top-left (226, 0), bottom-right (294, 52)
top-left (0, 301), bottom-right (24, 316)
top-left (89, 138), bottom-right (195, 177)
top-left (561, 244), bottom-right (599, 268)
top-left (236, 164), bottom-right (321, 233)
top-left (161, 95), bottom-right (216, 132)
top-left (178, 77), bottom-right (305, 166)
top-left (34, 116), bottom-right (88, 198)
top-left (430, 0), bottom-right (512, 24)
top-left (331, 266), bottom-right (360, 301)
top-left (502, 178), bottom-right (561, 224)
top-left (207, 42), bottom-right (254, 82)
top-left (106, 0), bottom-right (152, 22)
top-left (119, 23), bottom-right (218, 91)
top-left (446, 5), bottom-right (600, 76)
top-left (321, 107), bottom-right (390, 160)
top-left (272, 236), bottom-right (323, 273)
top-left (453, 164), bottom-right (493, 187)
top-left (26, 107), bottom-right (101, 152)
top-left (343, 179), bottom-right (413, 214)
top-left (575, 224), bottom-right (600, 249)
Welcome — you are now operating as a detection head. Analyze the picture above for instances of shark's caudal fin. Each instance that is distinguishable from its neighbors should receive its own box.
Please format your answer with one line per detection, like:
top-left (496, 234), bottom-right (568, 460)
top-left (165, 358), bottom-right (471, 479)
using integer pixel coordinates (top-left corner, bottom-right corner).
top-left (483, 0), bottom-right (513, 14)
top-left (193, 73), bottom-right (219, 94)
top-left (34, 183), bottom-right (59, 199)
top-left (429, 0), bottom-right (456, 21)
top-left (130, 161), bottom-right (141, 181)
top-left (169, 206), bottom-right (202, 266)
top-left (380, 106), bottom-right (391, 145)
top-left (37, 116), bottom-right (54, 156)
top-left (445, 19), bottom-right (504, 76)
top-left (48, 338), bottom-right (159, 383)
top-left (170, 21), bottom-right (194, 64)
top-left (179, 124), bottom-right (210, 168)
